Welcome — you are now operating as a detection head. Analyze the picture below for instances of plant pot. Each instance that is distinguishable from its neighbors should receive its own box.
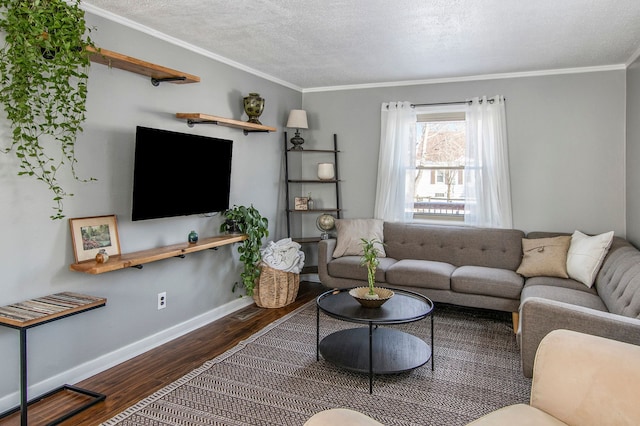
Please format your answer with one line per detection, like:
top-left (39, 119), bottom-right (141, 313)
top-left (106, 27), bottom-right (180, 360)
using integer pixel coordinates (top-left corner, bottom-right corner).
top-left (224, 219), bottom-right (242, 234)
top-left (349, 287), bottom-right (394, 308)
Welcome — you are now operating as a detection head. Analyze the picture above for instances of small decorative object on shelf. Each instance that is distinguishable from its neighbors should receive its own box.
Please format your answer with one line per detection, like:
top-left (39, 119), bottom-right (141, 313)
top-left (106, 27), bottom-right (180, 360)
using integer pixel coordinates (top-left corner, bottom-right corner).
top-left (318, 163), bottom-right (335, 180)
top-left (243, 92), bottom-right (265, 124)
top-left (307, 193), bottom-right (315, 210)
top-left (286, 109), bottom-right (309, 150)
top-left (95, 249), bottom-right (109, 264)
top-left (188, 230), bottom-right (199, 243)
top-left (316, 214), bottom-right (336, 239)
top-left (294, 197), bottom-right (309, 210)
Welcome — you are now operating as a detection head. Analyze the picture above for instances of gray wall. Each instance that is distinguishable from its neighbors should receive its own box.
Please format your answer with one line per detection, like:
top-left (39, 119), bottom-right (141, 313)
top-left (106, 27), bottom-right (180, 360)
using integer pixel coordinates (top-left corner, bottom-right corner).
top-left (302, 71), bottom-right (627, 235)
top-left (0, 13), bottom-right (300, 406)
top-left (627, 57), bottom-right (640, 246)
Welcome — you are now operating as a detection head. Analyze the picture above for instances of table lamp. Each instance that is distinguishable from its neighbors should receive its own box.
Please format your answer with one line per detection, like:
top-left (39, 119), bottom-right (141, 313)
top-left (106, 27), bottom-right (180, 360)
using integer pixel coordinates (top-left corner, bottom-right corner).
top-left (286, 109), bottom-right (308, 150)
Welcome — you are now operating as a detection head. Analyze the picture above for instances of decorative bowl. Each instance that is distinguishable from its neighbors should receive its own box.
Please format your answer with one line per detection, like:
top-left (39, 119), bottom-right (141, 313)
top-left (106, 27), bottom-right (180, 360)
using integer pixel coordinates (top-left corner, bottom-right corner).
top-left (349, 287), bottom-right (394, 308)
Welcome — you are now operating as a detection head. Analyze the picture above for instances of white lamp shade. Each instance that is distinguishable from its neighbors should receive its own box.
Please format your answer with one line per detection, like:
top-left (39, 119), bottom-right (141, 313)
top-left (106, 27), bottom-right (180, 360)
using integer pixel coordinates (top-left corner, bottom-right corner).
top-left (286, 109), bottom-right (308, 129)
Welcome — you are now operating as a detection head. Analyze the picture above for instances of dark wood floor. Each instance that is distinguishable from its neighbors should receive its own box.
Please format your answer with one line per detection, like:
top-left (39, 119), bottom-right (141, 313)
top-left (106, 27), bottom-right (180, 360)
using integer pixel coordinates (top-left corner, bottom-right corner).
top-left (0, 282), bottom-right (325, 426)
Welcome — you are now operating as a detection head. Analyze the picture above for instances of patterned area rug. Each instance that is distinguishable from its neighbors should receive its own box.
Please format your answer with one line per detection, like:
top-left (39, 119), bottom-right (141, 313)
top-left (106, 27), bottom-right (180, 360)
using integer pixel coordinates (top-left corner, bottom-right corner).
top-left (102, 301), bottom-right (531, 426)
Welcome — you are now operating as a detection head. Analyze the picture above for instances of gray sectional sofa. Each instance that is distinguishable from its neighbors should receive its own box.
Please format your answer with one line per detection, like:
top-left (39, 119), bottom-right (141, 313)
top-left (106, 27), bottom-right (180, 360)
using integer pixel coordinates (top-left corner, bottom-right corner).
top-left (317, 221), bottom-right (640, 377)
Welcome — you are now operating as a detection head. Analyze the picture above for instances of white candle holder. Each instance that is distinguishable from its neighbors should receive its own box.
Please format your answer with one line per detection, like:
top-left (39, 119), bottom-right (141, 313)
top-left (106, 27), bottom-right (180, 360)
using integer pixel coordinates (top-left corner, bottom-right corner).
top-left (318, 163), bottom-right (335, 180)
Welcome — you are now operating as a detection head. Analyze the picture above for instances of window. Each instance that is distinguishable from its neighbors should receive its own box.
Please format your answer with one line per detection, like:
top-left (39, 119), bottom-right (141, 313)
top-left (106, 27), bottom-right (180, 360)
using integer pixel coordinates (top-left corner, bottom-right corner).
top-left (413, 110), bottom-right (466, 221)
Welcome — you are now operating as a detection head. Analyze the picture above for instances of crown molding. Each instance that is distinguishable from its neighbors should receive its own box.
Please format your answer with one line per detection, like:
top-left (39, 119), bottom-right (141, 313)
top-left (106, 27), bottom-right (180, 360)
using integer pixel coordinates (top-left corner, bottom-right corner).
top-left (81, 3), bottom-right (303, 92)
top-left (302, 64), bottom-right (627, 93)
top-left (626, 44), bottom-right (640, 68)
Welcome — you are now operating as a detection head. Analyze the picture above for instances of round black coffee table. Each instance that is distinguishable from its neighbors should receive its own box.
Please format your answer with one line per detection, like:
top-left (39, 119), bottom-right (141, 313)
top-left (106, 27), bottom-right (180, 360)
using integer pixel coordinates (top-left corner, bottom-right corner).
top-left (316, 288), bottom-right (434, 393)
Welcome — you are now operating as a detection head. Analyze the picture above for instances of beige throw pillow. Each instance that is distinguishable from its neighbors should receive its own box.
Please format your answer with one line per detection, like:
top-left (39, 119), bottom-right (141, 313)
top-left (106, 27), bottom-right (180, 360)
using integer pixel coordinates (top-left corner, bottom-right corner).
top-left (332, 219), bottom-right (386, 258)
top-left (566, 230), bottom-right (614, 287)
top-left (516, 236), bottom-right (571, 278)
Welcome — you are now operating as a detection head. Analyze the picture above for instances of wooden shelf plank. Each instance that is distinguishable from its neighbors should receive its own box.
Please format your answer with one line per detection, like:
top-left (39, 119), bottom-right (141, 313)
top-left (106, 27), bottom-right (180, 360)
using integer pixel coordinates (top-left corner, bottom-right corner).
top-left (293, 237), bottom-right (322, 244)
top-left (87, 46), bottom-right (200, 84)
top-left (70, 234), bottom-right (246, 275)
top-left (176, 112), bottom-right (277, 133)
top-left (288, 179), bottom-right (340, 183)
top-left (288, 209), bottom-right (340, 213)
top-left (287, 149), bottom-right (339, 153)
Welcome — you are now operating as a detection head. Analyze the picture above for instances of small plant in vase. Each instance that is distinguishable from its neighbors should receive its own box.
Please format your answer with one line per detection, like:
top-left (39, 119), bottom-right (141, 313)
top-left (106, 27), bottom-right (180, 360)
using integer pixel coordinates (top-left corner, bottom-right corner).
top-left (349, 238), bottom-right (393, 308)
top-left (361, 238), bottom-right (382, 299)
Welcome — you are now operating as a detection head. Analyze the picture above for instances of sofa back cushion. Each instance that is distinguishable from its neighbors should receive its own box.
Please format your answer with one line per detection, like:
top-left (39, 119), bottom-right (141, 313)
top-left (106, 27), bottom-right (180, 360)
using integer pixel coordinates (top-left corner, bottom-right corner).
top-left (596, 237), bottom-right (640, 319)
top-left (383, 223), bottom-right (525, 270)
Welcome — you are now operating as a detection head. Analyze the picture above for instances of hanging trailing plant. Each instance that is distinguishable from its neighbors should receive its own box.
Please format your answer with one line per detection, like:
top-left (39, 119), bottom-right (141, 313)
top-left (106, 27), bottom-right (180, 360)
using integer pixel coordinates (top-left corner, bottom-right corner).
top-left (0, 0), bottom-right (96, 219)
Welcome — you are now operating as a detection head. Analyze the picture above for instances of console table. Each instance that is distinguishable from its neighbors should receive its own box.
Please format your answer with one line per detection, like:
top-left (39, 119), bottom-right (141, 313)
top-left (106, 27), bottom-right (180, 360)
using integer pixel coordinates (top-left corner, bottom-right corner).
top-left (0, 292), bottom-right (107, 426)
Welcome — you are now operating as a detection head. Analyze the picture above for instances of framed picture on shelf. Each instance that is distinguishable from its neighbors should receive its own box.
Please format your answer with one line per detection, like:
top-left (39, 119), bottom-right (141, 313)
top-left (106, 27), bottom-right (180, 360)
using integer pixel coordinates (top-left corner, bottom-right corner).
top-left (69, 215), bottom-right (121, 263)
top-left (294, 197), bottom-right (309, 211)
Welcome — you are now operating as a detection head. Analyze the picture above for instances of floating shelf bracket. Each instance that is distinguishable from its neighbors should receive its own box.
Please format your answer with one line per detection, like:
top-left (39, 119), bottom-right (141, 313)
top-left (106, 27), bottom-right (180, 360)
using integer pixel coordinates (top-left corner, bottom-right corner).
top-left (151, 76), bottom-right (187, 86)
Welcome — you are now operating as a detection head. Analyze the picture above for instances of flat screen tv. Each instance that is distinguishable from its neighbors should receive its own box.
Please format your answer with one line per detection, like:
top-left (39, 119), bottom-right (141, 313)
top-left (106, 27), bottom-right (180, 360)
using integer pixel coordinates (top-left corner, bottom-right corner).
top-left (132, 126), bottom-right (233, 221)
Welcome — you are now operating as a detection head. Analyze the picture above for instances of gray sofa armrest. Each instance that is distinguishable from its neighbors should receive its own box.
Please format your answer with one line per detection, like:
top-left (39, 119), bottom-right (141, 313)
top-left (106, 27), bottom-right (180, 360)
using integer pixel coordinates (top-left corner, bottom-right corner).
top-left (318, 238), bottom-right (337, 285)
top-left (519, 297), bottom-right (640, 377)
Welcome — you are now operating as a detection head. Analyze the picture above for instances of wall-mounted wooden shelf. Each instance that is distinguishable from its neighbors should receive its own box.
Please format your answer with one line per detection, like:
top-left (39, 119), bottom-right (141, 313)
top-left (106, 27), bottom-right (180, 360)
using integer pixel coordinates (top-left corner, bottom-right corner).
top-left (70, 234), bottom-right (246, 275)
top-left (87, 46), bottom-right (200, 86)
top-left (176, 113), bottom-right (277, 135)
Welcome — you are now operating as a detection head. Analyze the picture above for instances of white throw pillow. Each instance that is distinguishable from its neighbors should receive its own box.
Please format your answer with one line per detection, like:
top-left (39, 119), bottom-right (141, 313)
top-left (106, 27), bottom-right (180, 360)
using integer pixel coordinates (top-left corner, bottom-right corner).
top-left (566, 230), bottom-right (614, 287)
top-left (332, 219), bottom-right (386, 258)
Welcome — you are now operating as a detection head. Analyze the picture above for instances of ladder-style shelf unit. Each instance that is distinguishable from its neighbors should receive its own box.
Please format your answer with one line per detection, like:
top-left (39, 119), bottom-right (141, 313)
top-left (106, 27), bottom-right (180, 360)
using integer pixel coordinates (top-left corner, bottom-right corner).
top-left (87, 46), bottom-right (200, 86)
top-left (70, 234), bottom-right (246, 275)
top-left (176, 113), bottom-right (277, 135)
top-left (284, 133), bottom-right (341, 245)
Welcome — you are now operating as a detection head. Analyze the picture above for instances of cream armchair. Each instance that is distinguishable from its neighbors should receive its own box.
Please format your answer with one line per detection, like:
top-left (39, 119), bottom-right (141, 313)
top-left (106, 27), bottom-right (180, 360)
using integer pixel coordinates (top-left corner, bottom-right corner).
top-left (469, 329), bottom-right (640, 425)
top-left (305, 329), bottom-right (640, 426)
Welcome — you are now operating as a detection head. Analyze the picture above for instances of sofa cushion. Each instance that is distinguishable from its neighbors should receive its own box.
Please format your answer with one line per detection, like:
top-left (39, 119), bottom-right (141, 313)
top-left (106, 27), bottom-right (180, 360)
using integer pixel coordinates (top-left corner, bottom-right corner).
top-left (516, 236), bottom-right (571, 278)
top-left (451, 266), bottom-right (524, 299)
top-left (521, 285), bottom-right (608, 312)
top-left (327, 256), bottom-right (395, 283)
top-left (566, 230), bottom-right (614, 287)
top-left (383, 223), bottom-right (524, 270)
top-left (386, 259), bottom-right (454, 290)
top-left (332, 218), bottom-right (386, 258)
top-left (525, 276), bottom-right (597, 294)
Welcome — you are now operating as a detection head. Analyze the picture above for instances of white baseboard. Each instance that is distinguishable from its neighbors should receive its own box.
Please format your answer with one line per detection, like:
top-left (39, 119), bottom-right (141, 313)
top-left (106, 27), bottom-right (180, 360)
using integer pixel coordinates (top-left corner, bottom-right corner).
top-left (302, 273), bottom-right (320, 283)
top-left (0, 297), bottom-right (254, 412)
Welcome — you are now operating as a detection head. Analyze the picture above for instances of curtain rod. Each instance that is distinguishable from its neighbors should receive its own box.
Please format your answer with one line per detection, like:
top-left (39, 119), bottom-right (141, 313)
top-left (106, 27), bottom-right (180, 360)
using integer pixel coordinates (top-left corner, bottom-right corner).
top-left (411, 101), bottom-right (470, 107)
top-left (411, 97), bottom-right (505, 108)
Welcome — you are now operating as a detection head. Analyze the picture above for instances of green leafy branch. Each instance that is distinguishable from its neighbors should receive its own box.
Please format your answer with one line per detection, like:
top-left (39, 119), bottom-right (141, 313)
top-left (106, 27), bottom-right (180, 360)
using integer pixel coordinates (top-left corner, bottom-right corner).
top-left (0, 0), bottom-right (97, 219)
top-left (220, 205), bottom-right (269, 296)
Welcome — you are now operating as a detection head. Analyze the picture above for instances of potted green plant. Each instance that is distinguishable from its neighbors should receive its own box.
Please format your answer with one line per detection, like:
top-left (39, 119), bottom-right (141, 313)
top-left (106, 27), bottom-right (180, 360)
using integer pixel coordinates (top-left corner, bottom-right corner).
top-left (220, 205), bottom-right (269, 295)
top-left (0, 0), bottom-right (97, 219)
top-left (361, 238), bottom-right (382, 298)
top-left (348, 238), bottom-right (393, 308)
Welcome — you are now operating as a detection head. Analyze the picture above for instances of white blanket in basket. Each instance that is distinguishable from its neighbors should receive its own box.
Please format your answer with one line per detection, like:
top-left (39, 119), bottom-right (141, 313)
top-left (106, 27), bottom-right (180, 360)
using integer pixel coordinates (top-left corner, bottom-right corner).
top-left (261, 238), bottom-right (305, 274)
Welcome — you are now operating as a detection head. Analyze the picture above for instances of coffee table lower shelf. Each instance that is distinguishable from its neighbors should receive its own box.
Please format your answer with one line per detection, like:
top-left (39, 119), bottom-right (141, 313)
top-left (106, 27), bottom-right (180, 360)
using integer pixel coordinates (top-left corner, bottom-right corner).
top-left (319, 327), bottom-right (432, 391)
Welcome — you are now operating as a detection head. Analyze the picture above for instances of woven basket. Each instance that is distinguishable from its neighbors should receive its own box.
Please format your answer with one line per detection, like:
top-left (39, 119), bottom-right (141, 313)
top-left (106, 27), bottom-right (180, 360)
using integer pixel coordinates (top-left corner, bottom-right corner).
top-left (253, 264), bottom-right (300, 308)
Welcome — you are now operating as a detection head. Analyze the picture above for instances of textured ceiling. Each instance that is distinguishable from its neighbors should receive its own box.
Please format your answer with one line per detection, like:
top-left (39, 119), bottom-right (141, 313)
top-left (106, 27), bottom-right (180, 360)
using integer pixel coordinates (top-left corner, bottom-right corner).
top-left (82, 0), bottom-right (640, 90)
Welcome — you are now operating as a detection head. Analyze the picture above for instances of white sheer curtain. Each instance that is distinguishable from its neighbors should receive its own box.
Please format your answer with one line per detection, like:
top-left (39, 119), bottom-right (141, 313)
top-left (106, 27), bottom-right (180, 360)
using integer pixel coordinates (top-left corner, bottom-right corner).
top-left (374, 101), bottom-right (416, 222)
top-left (464, 95), bottom-right (513, 228)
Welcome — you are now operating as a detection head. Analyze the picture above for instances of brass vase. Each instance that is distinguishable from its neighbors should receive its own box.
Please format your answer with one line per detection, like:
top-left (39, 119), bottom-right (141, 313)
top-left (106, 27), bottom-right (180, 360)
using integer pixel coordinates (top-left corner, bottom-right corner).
top-left (243, 92), bottom-right (265, 124)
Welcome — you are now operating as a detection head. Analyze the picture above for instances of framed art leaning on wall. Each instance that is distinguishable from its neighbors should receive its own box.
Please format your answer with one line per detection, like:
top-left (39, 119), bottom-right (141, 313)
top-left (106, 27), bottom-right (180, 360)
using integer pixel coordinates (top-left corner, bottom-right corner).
top-left (69, 215), bottom-right (121, 263)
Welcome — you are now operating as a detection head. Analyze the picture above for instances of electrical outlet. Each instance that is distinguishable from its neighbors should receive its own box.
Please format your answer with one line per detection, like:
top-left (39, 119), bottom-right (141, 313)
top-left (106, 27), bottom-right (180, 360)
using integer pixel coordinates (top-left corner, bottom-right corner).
top-left (157, 292), bottom-right (166, 310)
